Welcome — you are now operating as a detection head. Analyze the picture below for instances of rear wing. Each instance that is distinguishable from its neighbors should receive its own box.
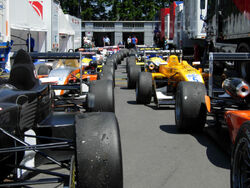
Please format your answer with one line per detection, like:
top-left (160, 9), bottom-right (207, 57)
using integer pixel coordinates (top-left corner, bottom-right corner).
top-left (137, 47), bottom-right (162, 51)
top-left (11, 52), bottom-right (96, 60)
top-left (143, 49), bottom-right (182, 57)
top-left (143, 49), bottom-right (183, 62)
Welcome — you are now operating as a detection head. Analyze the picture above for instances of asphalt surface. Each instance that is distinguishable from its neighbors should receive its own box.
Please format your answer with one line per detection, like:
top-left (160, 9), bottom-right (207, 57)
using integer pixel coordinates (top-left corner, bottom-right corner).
top-left (32, 57), bottom-right (230, 188)
top-left (115, 59), bottom-right (230, 188)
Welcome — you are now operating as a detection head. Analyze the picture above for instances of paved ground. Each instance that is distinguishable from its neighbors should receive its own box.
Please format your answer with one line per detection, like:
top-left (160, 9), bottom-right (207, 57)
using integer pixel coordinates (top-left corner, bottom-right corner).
top-left (115, 60), bottom-right (230, 188)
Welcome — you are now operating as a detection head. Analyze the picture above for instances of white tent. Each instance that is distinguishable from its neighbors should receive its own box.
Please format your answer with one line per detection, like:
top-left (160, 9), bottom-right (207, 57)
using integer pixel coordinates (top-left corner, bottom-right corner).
top-left (10, 0), bottom-right (48, 52)
top-left (65, 14), bottom-right (82, 49)
top-left (10, 0), bottom-right (47, 32)
top-left (59, 7), bottom-right (75, 52)
top-left (59, 8), bottom-right (75, 36)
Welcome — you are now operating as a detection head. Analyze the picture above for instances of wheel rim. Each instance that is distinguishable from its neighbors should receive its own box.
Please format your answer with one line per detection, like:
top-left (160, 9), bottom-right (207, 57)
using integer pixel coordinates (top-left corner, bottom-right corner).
top-left (232, 138), bottom-right (250, 188)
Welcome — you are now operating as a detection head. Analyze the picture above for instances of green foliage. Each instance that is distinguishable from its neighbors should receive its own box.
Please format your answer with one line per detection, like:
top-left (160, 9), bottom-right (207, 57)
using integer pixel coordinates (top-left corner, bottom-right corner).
top-left (59, 0), bottom-right (171, 20)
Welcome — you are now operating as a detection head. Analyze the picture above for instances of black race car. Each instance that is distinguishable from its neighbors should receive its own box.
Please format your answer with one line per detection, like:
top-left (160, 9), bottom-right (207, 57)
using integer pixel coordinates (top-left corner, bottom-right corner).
top-left (0, 50), bottom-right (123, 188)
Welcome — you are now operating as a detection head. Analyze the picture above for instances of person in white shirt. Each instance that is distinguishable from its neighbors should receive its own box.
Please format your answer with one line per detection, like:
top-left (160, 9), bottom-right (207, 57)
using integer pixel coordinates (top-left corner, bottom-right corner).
top-left (103, 36), bottom-right (110, 46)
top-left (127, 36), bottom-right (132, 48)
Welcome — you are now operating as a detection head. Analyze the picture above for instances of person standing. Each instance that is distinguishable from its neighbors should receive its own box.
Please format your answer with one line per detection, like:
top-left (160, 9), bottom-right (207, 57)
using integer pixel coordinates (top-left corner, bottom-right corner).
top-left (132, 35), bottom-right (137, 48)
top-left (127, 36), bottom-right (132, 49)
top-left (103, 36), bottom-right (110, 47)
top-left (26, 33), bottom-right (35, 52)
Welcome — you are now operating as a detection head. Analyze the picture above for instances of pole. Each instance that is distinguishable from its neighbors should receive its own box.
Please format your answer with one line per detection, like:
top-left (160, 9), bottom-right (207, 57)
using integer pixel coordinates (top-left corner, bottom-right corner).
top-left (28, 31), bottom-right (31, 52)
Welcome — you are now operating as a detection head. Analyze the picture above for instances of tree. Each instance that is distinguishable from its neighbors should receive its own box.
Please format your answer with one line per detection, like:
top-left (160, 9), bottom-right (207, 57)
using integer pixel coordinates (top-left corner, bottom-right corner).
top-left (59, 0), bottom-right (171, 21)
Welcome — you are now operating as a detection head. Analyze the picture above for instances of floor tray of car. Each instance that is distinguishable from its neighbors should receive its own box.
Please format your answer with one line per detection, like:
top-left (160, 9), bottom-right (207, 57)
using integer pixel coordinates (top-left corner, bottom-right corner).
top-left (155, 90), bottom-right (175, 107)
top-left (38, 112), bottom-right (76, 127)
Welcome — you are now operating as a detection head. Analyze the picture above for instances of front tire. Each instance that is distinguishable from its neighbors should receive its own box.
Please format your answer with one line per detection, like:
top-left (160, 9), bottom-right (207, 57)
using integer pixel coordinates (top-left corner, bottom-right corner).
top-left (101, 65), bottom-right (115, 87)
top-left (175, 81), bottom-right (206, 132)
top-left (75, 112), bottom-right (123, 188)
top-left (89, 80), bottom-right (114, 112)
top-left (136, 72), bottom-right (152, 104)
top-left (127, 64), bottom-right (141, 89)
top-left (231, 122), bottom-right (250, 188)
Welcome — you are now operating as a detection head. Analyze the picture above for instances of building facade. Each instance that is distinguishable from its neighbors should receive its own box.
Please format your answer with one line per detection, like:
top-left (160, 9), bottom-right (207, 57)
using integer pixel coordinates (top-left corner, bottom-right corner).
top-left (82, 20), bottom-right (160, 47)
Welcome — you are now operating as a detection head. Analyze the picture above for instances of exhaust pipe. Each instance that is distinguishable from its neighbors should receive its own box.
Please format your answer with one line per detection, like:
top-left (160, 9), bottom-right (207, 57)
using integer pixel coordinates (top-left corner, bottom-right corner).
top-left (222, 77), bottom-right (250, 98)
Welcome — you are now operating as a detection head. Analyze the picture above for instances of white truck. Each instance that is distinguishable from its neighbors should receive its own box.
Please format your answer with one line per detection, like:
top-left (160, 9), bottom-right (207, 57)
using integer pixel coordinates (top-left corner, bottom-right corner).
top-left (205, 0), bottom-right (250, 81)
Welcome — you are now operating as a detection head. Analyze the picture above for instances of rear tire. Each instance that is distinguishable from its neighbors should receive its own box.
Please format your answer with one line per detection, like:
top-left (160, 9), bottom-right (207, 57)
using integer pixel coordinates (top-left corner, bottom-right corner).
top-left (102, 65), bottom-right (115, 87)
top-left (127, 65), bottom-right (141, 89)
top-left (75, 112), bottom-right (123, 188)
top-left (89, 80), bottom-right (114, 112)
top-left (136, 72), bottom-right (152, 104)
top-left (126, 56), bottom-right (136, 73)
top-left (175, 81), bottom-right (206, 132)
top-left (231, 122), bottom-right (250, 188)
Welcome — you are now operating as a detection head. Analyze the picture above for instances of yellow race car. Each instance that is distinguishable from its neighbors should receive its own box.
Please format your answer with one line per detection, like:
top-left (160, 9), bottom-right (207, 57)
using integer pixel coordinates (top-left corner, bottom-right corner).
top-left (136, 50), bottom-right (204, 107)
top-left (127, 47), bottom-right (161, 88)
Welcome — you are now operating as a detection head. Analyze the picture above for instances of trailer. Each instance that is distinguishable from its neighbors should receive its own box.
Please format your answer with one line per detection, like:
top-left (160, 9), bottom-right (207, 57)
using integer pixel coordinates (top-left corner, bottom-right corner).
top-left (205, 0), bottom-right (250, 81)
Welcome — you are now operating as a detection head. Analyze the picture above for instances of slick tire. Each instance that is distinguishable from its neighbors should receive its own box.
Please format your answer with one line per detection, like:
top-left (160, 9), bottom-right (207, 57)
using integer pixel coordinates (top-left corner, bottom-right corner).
top-left (89, 79), bottom-right (114, 112)
top-left (126, 56), bottom-right (136, 73)
top-left (127, 64), bottom-right (141, 89)
top-left (75, 112), bottom-right (123, 188)
top-left (231, 122), bottom-right (250, 188)
top-left (175, 81), bottom-right (206, 132)
top-left (112, 57), bottom-right (118, 70)
top-left (102, 65), bottom-right (115, 87)
top-left (136, 72), bottom-right (152, 104)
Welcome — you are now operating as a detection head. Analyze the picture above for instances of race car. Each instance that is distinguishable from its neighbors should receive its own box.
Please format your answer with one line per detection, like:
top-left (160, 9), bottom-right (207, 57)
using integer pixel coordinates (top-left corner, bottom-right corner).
top-left (174, 52), bottom-right (250, 187)
top-left (35, 52), bottom-right (115, 112)
top-left (126, 47), bottom-right (161, 74)
top-left (0, 49), bottom-right (122, 187)
top-left (135, 50), bottom-right (204, 107)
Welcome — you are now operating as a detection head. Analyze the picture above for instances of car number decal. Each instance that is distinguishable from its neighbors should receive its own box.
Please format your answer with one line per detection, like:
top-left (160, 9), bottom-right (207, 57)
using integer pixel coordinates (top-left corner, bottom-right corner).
top-left (186, 74), bottom-right (203, 82)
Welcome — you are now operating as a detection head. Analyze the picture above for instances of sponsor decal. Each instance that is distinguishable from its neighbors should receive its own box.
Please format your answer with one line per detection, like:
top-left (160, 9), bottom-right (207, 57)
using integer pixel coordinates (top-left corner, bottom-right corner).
top-left (29, 1), bottom-right (43, 20)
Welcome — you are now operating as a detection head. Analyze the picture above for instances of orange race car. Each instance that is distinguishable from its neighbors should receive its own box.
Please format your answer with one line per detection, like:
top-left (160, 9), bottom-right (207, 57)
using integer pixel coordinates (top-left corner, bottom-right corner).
top-left (174, 52), bottom-right (250, 187)
top-left (30, 52), bottom-right (114, 112)
top-left (37, 52), bottom-right (113, 97)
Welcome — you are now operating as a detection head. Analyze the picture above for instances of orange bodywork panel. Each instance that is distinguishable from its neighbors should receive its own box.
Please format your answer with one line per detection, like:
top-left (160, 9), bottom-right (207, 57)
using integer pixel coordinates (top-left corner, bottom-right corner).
top-left (38, 75), bottom-right (48, 79)
top-left (225, 110), bottom-right (250, 143)
top-left (60, 68), bottom-right (98, 95)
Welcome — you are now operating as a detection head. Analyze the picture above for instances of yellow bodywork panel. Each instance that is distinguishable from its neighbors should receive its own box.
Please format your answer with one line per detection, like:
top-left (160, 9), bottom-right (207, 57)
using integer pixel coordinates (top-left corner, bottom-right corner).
top-left (136, 62), bottom-right (145, 66)
top-left (81, 58), bottom-right (92, 65)
top-left (56, 59), bottom-right (79, 68)
top-left (150, 55), bottom-right (204, 84)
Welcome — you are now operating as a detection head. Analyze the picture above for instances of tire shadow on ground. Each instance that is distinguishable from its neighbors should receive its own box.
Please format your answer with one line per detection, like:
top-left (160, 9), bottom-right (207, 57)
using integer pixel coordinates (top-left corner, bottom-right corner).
top-left (160, 124), bottom-right (230, 170)
top-left (126, 101), bottom-right (175, 111)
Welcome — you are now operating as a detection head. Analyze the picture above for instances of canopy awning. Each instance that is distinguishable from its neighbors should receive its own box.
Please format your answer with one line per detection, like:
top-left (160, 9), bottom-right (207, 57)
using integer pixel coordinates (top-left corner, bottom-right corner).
top-left (59, 7), bottom-right (75, 36)
top-left (10, 0), bottom-right (47, 32)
